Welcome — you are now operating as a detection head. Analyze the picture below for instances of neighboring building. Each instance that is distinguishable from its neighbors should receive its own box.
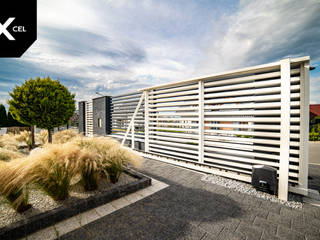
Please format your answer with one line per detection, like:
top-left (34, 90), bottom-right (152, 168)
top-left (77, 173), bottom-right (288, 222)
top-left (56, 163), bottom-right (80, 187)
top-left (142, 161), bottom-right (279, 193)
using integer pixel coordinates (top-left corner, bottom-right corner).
top-left (310, 104), bottom-right (320, 120)
top-left (310, 104), bottom-right (320, 127)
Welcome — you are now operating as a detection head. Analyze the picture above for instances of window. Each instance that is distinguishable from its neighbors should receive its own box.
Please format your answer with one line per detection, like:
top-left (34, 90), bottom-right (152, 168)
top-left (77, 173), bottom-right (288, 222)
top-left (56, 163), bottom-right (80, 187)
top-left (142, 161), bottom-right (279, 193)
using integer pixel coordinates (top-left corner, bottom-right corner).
top-left (98, 118), bottom-right (102, 128)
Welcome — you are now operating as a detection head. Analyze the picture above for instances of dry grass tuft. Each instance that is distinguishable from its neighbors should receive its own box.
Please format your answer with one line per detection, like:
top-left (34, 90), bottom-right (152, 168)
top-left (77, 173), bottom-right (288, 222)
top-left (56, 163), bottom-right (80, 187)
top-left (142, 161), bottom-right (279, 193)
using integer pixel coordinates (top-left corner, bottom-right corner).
top-left (36, 130), bottom-right (48, 146)
top-left (0, 148), bottom-right (24, 161)
top-left (0, 134), bottom-right (144, 210)
top-left (52, 129), bottom-right (80, 144)
top-left (0, 134), bottom-right (20, 151)
top-left (15, 131), bottom-right (32, 150)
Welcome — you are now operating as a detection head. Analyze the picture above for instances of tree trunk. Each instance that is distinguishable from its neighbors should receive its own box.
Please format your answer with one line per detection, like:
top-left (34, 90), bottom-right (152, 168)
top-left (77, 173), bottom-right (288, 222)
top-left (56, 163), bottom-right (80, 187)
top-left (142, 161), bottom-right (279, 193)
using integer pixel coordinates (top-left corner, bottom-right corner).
top-left (48, 129), bottom-right (52, 143)
top-left (31, 126), bottom-right (35, 148)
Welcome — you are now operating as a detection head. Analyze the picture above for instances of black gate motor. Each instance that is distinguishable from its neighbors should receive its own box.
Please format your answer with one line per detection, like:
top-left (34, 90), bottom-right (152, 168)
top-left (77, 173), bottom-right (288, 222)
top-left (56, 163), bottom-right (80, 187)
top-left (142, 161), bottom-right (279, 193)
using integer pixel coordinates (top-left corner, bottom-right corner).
top-left (251, 165), bottom-right (278, 195)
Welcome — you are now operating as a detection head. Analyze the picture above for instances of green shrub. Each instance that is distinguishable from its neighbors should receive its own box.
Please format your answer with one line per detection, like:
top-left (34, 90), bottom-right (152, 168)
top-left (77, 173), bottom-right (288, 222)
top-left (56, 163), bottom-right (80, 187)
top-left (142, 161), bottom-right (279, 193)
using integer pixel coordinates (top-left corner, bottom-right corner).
top-left (310, 128), bottom-right (320, 141)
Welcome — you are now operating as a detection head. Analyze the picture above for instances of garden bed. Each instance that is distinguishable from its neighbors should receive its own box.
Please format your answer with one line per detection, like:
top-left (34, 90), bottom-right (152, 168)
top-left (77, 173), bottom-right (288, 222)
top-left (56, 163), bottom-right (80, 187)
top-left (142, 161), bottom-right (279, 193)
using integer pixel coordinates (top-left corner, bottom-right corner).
top-left (0, 169), bottom-right (151, 240)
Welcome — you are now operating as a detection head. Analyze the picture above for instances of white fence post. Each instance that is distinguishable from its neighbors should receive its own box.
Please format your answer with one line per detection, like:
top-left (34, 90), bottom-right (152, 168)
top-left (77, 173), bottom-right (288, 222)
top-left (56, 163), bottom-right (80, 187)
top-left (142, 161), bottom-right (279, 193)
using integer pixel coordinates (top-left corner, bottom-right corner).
top-left (298, 61), bottom-right (310, 192)
top-left (199, 80), bottom-right (204, 163)
top-left (279, 58), bottom-right (291, 201)
top-left (144, 90), bottom-right (149, 152)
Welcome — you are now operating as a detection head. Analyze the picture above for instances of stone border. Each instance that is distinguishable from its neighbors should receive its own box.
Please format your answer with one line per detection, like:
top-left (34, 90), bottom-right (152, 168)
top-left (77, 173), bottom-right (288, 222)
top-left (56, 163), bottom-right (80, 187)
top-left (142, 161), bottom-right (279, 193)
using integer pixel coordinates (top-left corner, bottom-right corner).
top-left (0, 169), bottom-right (151, 240)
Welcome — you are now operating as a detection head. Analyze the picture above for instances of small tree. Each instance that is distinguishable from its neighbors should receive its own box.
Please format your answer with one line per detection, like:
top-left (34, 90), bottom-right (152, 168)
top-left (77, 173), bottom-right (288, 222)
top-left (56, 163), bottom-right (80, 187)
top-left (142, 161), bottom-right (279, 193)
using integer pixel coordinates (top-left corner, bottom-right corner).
top-left (8, 77), bottom-right (75, 143)
top-left (0, 104), bottom-right (7, 127)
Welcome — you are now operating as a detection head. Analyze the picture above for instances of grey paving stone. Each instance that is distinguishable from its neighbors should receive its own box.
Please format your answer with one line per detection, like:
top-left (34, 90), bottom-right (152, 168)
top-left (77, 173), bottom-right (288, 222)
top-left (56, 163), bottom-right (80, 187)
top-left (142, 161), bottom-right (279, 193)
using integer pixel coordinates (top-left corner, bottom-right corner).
top-left (253, 216), bottom-right (278, 235)
top-left (280, 206), bottom-right (303, 219)
top-left (247, 206), bottom-right (269, 219)
top-left (177, 225), bottom-right (207, 240)
top-left (235, 222), bottom-right (263, 240)
top-left (259, 199), bottom-right (282, 214)
top-left (231, 209), bottom-right (256, 223)
top-left (291, 216), bottom-right (320, 237)
top-left (218, 228), bottom-right (246, 240)
top-left (260, 231), bottom-right (281, 240)
top-left (277, 226), bottom-right (305, 240)
top-left (304, 214), bottom-right (320, 227)
top-left (267, 212), bottom-right (291, 228)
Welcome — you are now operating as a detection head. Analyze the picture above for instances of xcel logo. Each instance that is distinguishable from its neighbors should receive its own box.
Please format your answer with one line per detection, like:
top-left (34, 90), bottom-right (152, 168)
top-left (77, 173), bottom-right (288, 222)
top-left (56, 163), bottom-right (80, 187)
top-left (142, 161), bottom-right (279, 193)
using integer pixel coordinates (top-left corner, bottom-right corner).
top-left (0, 17), bottom-right (27, 41)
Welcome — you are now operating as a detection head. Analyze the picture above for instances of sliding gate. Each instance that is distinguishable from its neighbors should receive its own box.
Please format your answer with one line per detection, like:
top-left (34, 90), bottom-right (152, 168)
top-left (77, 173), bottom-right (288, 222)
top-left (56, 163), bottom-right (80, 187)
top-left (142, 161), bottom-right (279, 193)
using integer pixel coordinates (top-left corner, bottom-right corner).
top-left (112, 57), bottom-right (310, 200)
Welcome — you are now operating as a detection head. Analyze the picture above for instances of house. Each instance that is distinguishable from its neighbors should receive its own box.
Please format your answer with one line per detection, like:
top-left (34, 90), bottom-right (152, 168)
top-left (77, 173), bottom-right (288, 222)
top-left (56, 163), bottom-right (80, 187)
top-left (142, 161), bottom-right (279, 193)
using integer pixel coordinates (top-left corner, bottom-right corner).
top-left (310, 104), bottom-right (320, 125)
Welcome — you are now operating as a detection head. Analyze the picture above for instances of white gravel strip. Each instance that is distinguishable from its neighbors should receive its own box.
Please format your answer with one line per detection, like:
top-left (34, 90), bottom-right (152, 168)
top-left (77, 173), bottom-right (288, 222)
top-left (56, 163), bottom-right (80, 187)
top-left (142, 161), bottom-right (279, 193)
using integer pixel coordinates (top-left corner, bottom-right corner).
top-left (201, 174), bottom-right (303, 210)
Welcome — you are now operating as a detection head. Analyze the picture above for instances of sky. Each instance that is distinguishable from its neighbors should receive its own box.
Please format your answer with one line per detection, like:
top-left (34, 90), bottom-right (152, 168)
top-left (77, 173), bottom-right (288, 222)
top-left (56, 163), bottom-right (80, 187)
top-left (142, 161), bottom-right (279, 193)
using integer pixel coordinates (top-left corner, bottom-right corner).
top-left (0, 0), bottom-right (320, 107)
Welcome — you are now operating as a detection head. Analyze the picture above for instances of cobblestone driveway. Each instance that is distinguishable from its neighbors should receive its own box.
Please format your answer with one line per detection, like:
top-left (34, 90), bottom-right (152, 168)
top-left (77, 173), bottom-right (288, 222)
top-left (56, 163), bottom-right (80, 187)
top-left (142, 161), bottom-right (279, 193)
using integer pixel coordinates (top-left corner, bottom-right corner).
top-left (61, 159), bottom-right (320, 240)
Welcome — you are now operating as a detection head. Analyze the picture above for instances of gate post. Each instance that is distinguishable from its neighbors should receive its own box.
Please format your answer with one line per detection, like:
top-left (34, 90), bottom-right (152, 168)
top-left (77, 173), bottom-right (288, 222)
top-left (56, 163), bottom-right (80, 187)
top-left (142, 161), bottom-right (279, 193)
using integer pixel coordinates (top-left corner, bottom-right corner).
top-left (199, 80), bottom-right (204, 163)
top-left (298, 61), bottom-right (310, 192)
top-left (144, 91), bottom-right (149, 152)
top-left (279, 58), bottom-right (291, 201)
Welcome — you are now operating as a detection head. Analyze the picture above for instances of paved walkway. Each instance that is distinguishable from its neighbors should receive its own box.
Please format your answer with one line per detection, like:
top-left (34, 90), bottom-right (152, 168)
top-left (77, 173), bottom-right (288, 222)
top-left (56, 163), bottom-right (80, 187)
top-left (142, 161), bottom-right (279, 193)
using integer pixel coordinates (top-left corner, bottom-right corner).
top-left (309, 142), bottom-right (320, 165)
top-left (60, 159), bottom-right (320, 240)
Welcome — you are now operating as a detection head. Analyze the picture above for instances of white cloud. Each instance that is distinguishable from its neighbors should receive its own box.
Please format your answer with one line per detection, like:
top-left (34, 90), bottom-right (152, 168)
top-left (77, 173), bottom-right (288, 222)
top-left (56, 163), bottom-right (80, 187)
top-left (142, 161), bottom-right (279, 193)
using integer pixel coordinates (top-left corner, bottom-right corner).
top-left (197, 0), bottom-right (320, 75)
top-left (311, 76), bottom-right (320, 104)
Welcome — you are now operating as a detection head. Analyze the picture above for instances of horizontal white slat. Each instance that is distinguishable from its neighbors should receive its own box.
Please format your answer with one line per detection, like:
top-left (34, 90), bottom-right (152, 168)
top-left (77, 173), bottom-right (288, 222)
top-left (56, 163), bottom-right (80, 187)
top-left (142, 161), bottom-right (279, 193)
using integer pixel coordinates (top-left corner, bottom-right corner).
top-left (205, 85), bottom-right (300, 100)
top-left (204, 117), bottom-right (300, 122)
top-left (205, 134), bottom-right (278, 145)
top-left (204, 93), bottom-right (300, 105)
top-left (149, 107), bottom-right (198, 112)
top-left (149, 135), bottom-right (198, 144)
top-left (149, 122), bottom-right (199, 127)
top-left (204, 129), bottom-right (299, 138)
top-left (149, 139), bottom-right (199, 150)
top-left (149, 112), bottom-right (199, 117)
top-left (204, 109), bottom-right (299, 116)
top-left (203, 69), bottom-right (300, 88)
top-left (205, 145), bottom-right (280, 160)
top-left (149, 89), bottom-right (199, 99)
top-left (149, 126), bottom-right (199, 132)
top-left (204, 151), bottom-right (278, 168)
top-left (204, 101), bottom-right (300, 110)
top-left (204, 77), bottom-right (300, 93)
top-left (149, 95), bottom-right (198, 104)
top-left (149, 131), bottom-right (198, 139)
top-left (149, 144), bottom-right (198, 155)
top-left (149, 117), bottom-right (199, 121)
top-left (149, 84), bottom-right (198, 95)
top-left (149, 147), bottom-right (198, 160)
top-left (207, 123), bottom-right (300, 132)
top-left (204, 140), bottom-right (299, 155)
top-left (149, 101), bottom-right (199, 107)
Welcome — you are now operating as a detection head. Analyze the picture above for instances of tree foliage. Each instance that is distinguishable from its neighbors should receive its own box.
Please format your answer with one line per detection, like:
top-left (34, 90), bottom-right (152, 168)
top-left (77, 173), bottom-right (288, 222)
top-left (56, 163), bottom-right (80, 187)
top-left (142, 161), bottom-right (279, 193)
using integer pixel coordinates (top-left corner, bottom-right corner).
top-left (8, 77), bottom-right (75, 142)
top-left (0, 104), bottom-right (7, 127)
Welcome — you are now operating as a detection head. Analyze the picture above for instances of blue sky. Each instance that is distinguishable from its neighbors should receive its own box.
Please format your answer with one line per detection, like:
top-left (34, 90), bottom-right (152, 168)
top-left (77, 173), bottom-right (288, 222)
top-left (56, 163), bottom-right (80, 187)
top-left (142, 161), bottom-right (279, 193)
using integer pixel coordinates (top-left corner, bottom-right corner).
top-left (0, 0), bottom-right (320, 106)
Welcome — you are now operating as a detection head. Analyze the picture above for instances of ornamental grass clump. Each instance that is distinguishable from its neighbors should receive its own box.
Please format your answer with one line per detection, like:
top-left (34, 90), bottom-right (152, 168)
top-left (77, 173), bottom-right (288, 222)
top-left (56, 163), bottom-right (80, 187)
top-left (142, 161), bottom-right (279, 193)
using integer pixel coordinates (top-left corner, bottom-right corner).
top-left (0, 160), bottom-right (31, 212)
top-left (52, 129), bottom-right (80, 144)
top-left (0, 148), bottom-right (23, 161)
top-left (0, 133), bottom-right (20, 151)
top-left (102, 146), bottom-right (143, 183)
top-left (16, 130), bottom-right (33, 150)
top-left (6, 142), bottom-right (92, 201)
top-left (26, 143), bottom-right (88, 200)
top-left (36, 130), bottom-right (48, 146)
top-left (72, 136), bottom-right (143, 184)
